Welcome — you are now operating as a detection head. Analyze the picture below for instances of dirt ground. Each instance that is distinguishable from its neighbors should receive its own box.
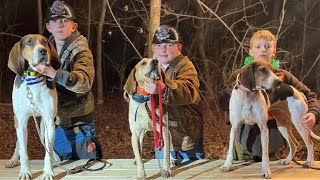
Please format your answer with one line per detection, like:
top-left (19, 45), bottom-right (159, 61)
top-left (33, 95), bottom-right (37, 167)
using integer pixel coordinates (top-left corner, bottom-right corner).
top-left (1, 90), bottom-right (320, 161)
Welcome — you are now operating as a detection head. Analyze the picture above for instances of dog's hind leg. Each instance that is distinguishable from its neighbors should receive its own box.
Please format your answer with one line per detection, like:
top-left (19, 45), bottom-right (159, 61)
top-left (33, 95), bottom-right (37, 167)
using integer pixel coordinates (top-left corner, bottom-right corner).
top-left (291, 119), bottom-right (314, 167)
top-left (277, 126), bottom-right (298, 165)
top-left (287, 97), bottom-right (314, 167)
top-left (16, 114), bottom-right (32, 180)
top-left (42, 117), bottom-right (55, 180)
top-left (5, 141), bottom-right (20, 168)
top-left (6, 116), bottom-right (21, 168)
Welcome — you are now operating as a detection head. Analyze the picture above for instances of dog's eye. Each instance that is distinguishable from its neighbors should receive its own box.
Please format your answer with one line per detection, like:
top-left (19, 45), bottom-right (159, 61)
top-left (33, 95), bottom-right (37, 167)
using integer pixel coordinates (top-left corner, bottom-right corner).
top-left (42, 40), bottom-right (48, 45)
top-left (26, 40), bottom-right (33, 45)
top-left (259, 67), bottom-right (268, 74)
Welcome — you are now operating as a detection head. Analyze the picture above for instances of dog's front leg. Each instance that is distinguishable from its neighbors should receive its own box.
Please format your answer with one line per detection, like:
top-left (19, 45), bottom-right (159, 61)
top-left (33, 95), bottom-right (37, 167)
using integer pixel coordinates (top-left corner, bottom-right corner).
top-left (259, 123), bottom-right (272, 179)
top-left (160, 124), bottom-right (172, 178)
top-left (220, 123), bottom-right (239, 172)
top-left (131, 129), bottom-right (146, 179)
top-left (16, 115), bottom-right (32, 180)
top-left (42, 118), bottom-right (55, 180)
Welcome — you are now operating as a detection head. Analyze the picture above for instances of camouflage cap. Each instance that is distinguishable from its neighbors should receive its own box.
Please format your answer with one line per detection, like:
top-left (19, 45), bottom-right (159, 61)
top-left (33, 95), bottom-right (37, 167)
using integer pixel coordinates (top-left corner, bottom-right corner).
top-left (152, 25), bottom-right (181, 44)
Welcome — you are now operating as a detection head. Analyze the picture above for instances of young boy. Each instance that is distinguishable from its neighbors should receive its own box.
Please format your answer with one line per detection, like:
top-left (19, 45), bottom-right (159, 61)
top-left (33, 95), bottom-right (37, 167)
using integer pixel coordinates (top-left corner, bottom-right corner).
top-left (30, 0), bottom-right (98, 160)
top-left (124, 25), bottom-right (204, 162)
top-left (221, 30), bottom-right (320, 161)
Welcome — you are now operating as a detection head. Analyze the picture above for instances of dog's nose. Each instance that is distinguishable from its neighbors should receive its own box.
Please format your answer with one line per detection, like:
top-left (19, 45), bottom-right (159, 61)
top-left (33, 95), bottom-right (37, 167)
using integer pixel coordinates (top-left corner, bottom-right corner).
top-left (274, 79), bottom-right (282, 87)
top-left (151, 59), bottom-right (158, 65)
top-left (39, 48), bottom-right (47, 55)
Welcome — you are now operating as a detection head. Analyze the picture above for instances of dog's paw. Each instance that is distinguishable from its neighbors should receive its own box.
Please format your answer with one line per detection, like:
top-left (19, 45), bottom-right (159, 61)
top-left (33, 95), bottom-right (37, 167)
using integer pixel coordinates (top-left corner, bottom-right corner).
top-left (262, 172), bottom-right (272, 179)
top-left (278, 158), bottom-right (291, 165)
top-left (132, 159), bottom-right (137, 165)
top-left (137, 170), bottom-right (146, 179)
top-left (303, 161), bottom-right (313, 168)
top-left (5, 159), bottom-right (20, 168)
top-left (219, 165), bottom-right (230, 173)
top-left (42, 169), bottom-right (54, 180)
top-left (52, 152), bottom-right (61, 163)
top-left (18, 169), bottom-right (32, 180)
top-left (160, 168), bottom-right (172, 178)
top-left (170, 159), bottom-right (176, 168)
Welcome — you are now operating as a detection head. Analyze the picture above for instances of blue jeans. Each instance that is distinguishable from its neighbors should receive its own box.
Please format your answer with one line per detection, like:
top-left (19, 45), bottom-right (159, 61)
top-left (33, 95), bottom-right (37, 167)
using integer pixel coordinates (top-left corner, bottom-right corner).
top-left (155, 140), bottom-right (204, 161)
top-left (54, 124), bottom-right (94, 160)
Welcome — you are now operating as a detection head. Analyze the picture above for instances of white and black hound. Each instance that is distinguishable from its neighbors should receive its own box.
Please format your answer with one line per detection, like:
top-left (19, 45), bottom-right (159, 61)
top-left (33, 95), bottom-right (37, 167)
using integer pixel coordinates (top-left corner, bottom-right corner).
top-left (7, 34), bottom-right (61, 180)
top-left (220, 60), bottom-right (320, 179)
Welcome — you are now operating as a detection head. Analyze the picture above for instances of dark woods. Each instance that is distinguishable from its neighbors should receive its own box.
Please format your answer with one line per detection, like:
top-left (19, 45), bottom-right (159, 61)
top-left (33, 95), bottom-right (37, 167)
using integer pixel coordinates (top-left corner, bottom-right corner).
top-left (1, 0), bottom-right (320, 104)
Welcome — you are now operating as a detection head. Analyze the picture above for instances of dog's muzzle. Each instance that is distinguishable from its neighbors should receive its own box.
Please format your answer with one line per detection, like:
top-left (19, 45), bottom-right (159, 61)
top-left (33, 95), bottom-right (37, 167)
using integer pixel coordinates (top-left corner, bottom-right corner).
top-left (145, 59), bottom-right (160, 80)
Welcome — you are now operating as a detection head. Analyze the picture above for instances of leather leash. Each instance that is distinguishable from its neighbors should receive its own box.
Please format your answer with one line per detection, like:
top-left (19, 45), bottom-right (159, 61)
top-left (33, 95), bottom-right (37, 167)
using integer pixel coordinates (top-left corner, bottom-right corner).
top-left (150, 80), bottom-right (164, 152)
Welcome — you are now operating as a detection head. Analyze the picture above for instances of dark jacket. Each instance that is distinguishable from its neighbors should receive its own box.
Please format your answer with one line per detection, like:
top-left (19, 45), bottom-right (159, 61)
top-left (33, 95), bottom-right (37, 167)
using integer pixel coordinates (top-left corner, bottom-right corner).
top-left (160, 54), bottom-right (203, 151)
top-left (49, 31), bottom-right (95, 127)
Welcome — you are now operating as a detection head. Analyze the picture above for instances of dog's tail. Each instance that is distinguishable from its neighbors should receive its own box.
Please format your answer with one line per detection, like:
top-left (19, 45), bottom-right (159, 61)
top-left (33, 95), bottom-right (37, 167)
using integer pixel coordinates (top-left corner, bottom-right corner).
top-left (310, 130), bottom-right (320, 140)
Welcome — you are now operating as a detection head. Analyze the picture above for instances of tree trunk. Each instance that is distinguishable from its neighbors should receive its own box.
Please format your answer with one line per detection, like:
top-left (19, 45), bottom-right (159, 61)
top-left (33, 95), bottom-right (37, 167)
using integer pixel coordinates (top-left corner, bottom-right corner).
top-left (96, 0), bottom-right (107, 104)
top-left (195, 3), bottom-right (213, 97)
top-left (37, 0), bottom-right (43, 34)
top-left (87, 0), bottom-right (91, 42)
top-left (147, 0), bottom-right (161, 58)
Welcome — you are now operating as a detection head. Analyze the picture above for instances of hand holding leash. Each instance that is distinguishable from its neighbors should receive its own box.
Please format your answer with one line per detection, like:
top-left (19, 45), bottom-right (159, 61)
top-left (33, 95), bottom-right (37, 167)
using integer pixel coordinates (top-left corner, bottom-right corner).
top-left (302, 112), bottom-right (316, 129)
top-left (144, 77), bottom-right (166, 94)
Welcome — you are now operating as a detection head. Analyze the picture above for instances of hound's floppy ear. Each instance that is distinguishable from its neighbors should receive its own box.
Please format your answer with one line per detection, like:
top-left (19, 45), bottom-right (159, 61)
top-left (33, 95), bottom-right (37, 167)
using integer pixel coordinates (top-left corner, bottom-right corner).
top-left (123, 67), bottom-right (137, 96)
top-left (8, 42), bottom-right (25, 77)
top-left (48, 41), bottom-right (61, 70)
top-left (240, 63), bottom-right (256, 90)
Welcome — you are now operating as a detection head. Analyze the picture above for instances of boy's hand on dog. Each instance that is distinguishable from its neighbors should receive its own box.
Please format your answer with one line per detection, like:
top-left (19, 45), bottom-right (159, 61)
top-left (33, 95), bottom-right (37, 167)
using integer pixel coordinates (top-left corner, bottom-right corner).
top-left (144, 77), bottom-right (166, 94)
top-left (302, 112), bottom-right (316, 129)
top-left (29, 63), bottom-right (57, 79)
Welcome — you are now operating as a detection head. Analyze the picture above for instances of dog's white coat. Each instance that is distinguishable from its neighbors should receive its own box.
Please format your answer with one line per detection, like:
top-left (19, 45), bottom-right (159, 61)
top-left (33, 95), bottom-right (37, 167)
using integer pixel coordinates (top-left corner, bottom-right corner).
top-left (126, 58), bottom-right (175, 179)
top-left (6, 34), bottom-right (60, 180)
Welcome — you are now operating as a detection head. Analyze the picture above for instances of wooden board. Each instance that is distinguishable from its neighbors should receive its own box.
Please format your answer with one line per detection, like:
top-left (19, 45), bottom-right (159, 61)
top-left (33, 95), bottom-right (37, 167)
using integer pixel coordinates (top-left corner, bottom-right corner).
top-left (0, 159), bottom-right (319, 179)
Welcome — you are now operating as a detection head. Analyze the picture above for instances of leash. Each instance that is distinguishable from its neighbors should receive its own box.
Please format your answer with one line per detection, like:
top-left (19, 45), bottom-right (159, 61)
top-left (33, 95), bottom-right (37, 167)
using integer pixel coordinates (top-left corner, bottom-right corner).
top-left (25, 78), bottom-right (109, 174)
top-left (292, 159), bottom-right (320, 170)
top-left (150, 80), bottom-right (171, 173)
top-left (150, 80), bottom-right (164, 152)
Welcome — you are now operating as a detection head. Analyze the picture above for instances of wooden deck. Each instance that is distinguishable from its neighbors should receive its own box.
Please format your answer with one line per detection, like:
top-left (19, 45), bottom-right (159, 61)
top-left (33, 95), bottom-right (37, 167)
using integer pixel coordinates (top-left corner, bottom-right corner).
top-left (1, 159), bottom-right (320, 179)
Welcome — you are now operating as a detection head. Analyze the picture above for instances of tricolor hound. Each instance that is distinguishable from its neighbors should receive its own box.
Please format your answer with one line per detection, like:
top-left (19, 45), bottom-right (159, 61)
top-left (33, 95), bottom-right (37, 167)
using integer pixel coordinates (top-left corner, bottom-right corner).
top-left (123, 58), bottom-right (175, 179)
top-left (220, 60), bottom-right (320, 179)
top-left (6, 34), bottom-right (61, 180)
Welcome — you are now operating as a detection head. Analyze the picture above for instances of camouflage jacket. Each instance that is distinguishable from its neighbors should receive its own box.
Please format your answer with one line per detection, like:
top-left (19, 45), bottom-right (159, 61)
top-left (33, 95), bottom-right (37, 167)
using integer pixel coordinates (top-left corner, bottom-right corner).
top-left (49, 31), bottom-right (95, 127)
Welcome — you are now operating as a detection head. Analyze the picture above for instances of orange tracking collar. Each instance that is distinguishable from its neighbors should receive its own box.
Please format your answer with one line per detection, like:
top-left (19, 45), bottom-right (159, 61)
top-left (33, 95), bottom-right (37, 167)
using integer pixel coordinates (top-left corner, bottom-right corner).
top-left (136, 86), bottom-right (149, 96)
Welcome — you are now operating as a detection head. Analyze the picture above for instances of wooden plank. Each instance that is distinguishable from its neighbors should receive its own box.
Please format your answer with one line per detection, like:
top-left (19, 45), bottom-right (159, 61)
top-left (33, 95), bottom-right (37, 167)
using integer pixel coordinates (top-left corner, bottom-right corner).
top-left (1, 160), bottom-right (320, 179)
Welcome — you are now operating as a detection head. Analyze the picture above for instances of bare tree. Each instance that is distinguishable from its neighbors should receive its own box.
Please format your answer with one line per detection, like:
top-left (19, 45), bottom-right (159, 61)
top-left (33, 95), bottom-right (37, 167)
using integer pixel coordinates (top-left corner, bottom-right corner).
top-left (147, 0), bottom-right (161, 58)
top-left (96, 0), bottom-right (108, 104)
top-left (37, 0), bottom-right (43, 34)
top-left (87, 0), bottom-right (91, 42)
